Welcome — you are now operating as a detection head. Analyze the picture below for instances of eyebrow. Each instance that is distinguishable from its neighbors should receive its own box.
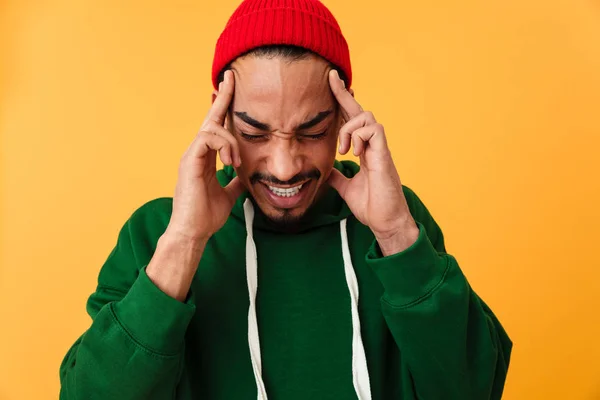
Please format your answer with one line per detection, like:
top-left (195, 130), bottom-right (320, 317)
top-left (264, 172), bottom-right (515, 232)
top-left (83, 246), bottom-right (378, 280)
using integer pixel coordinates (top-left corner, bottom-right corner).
top-left (233, 110), bottom-right (333, 132)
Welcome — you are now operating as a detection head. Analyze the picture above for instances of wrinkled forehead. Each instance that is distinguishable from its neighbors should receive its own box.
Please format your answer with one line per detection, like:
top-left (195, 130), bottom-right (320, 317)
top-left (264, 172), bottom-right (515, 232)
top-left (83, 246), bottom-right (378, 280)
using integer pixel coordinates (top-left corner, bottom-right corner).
top-left (229, 55), bottom-right (335, 131)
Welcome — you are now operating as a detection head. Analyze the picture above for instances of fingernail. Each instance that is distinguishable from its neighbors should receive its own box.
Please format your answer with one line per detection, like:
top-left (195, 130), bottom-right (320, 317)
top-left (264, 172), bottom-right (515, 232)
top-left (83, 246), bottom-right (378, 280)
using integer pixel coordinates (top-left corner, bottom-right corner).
top-left (218, 82), bottom-right (223, 92)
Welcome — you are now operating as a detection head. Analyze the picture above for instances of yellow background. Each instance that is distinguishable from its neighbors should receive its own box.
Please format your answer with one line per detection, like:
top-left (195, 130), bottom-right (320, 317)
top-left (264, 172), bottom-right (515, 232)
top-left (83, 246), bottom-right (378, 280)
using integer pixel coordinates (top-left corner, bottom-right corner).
top-left (1, 0), bottom-right (599, 399)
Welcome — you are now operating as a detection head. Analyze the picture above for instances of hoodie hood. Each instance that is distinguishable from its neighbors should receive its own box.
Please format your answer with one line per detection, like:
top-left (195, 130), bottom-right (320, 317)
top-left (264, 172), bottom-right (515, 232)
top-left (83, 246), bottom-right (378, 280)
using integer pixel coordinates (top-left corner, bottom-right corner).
top-left (216, 160), bottom-right (359, 233)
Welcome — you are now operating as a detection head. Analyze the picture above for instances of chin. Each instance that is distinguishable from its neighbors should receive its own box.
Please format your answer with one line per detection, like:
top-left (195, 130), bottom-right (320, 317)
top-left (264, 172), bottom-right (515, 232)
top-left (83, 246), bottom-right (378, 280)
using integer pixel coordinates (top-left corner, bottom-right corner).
top-left (251, 186), bottom-right (317, 231)
top-left (264, 205), bottom-right (308, 221)
top-left (265, 210), bottom-right (311, 233)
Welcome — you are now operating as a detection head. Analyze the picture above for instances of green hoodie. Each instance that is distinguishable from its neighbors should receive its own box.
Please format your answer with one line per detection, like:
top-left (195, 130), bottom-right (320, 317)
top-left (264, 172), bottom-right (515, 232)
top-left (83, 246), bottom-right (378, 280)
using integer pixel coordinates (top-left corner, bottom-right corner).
top-left (59, 160), bottom-right (512, 400)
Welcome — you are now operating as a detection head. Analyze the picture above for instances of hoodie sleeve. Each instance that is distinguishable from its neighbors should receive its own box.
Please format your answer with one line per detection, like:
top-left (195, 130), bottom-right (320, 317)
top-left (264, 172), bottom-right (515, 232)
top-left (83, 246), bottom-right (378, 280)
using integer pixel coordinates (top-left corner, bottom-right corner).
top-left (366, 187), bottom-right (512, 400)
top-left (59, 198), bottom-right (196, 400)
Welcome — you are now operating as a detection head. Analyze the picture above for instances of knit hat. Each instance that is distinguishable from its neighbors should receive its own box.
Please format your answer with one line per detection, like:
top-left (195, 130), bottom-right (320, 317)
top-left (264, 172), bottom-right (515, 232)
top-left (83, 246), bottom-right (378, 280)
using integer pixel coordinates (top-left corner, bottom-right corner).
top-left (211, 0), bottom-right (352, 89)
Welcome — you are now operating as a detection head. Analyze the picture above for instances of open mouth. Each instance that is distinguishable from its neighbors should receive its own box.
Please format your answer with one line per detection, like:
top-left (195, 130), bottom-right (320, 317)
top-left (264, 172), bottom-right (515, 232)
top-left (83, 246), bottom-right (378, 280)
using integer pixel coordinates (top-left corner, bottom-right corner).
top-left (266, 183), bottom-right (304, 197)
top-left (259, 180), bottom-right (311, 209)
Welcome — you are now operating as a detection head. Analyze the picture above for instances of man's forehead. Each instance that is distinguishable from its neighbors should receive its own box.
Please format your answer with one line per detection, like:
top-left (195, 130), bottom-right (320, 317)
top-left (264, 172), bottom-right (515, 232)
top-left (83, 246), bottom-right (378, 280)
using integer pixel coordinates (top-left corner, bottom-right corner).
top-left (229, 56), bottom-right (335, 129)
top-left (231, 56), bottom-right (331, 97)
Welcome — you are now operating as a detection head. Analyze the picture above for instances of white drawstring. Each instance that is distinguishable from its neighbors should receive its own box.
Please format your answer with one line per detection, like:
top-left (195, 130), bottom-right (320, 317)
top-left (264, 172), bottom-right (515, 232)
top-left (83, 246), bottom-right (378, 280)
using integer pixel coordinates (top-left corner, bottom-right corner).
top-left (243, 198), bottom-right (372, 400)
top-left (340, 218), bottom-right (373, 400)
top-left (244, 199), bottom-right (268, 400)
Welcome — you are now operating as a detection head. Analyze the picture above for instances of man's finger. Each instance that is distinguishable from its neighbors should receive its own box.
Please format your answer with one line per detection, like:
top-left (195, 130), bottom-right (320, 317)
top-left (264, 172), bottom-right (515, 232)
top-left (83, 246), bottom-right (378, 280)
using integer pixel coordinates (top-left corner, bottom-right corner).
top-left (327, 168), bottom-right (350, 199)
top-left (184, 132), bottom-right (232, 165)
top-left (224, 176), bottom-right (246, 203)
top-left (205, 121), bottom-right (242, 167)
top-left (206, 70), bottom-right (235, 126)
top-left (329, 69), bottom-right (362, 119)
top-left (338, 112), bottom-right (377, 155)
top-left (349, 123), bottom-right (387, 156)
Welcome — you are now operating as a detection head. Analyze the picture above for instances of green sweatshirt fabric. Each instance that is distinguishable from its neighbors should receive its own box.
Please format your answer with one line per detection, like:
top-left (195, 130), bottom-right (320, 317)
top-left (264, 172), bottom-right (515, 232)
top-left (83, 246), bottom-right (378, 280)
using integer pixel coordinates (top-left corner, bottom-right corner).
top-left (59, 160), bottom-right (512, 400)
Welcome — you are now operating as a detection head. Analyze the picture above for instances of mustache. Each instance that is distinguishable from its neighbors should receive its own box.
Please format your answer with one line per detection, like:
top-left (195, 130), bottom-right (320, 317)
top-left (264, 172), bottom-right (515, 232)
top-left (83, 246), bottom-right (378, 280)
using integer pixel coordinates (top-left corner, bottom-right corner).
top-left (249, 169), bottom-right (321, 186)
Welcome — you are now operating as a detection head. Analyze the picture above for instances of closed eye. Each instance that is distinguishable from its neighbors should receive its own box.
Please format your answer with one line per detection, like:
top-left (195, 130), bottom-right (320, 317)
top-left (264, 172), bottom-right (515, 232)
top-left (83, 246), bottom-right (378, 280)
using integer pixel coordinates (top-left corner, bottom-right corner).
top-left (240, 131), bottom-right (328, 141)
top-left (298, 131), bottom-right (328, 140)
top-left (240, 132), bottom-right (267, 141)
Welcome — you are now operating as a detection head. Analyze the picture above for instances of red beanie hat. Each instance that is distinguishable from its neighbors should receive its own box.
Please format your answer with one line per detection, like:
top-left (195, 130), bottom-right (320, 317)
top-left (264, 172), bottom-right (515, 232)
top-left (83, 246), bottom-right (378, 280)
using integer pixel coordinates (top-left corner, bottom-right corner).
top-left (211, 0), bottom-right (352, 89)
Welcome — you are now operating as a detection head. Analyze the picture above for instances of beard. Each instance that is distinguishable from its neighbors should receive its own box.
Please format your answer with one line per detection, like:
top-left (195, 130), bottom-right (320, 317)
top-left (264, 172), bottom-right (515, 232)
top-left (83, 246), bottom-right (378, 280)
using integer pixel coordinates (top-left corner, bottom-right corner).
top-left (261, 207), bottom-right (312, 233)
top-left (248, 168), bottom-right (322, 232)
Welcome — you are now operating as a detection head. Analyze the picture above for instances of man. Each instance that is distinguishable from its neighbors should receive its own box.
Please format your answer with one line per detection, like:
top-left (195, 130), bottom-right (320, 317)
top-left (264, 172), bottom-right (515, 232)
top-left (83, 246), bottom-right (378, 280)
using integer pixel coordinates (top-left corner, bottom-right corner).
top-left (59, 0), bottom-right (512, 399)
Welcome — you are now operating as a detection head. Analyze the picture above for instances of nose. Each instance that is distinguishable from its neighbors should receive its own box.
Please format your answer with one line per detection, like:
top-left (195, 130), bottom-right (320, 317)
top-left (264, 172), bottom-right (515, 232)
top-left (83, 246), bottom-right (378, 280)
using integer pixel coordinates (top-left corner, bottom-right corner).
top-left (267, 137), bottom-right (302, 183)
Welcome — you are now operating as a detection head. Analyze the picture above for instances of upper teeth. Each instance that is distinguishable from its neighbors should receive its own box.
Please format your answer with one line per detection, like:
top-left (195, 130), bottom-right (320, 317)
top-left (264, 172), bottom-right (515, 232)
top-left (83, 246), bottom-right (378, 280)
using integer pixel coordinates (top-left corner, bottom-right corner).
top-left (268, 184), bottom-right (303, 197)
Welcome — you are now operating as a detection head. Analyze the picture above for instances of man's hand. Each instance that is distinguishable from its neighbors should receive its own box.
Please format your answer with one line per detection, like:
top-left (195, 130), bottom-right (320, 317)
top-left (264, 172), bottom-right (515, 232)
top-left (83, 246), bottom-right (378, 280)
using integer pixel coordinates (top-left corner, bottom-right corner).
top-left (147, 70), bottom-right (244, 301)
top-left (166, 70), bottom-right (244, 244)
top-left (327, 70), bottom-right (419, 256)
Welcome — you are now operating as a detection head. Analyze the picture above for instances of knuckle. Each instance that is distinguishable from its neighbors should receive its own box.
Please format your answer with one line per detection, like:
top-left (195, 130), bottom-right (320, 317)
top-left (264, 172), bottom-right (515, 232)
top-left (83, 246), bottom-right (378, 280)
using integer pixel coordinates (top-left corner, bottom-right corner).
top-left (218, 138), bottom-right (230, 149)
top-left (196, 129), bottom-right (211, 139)
top-left (196, 131), bottom-right (216, 147)
top-left (219, 127), bottom-right (234, 141)
top-left (203, 120), bottom-right (217, 132)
